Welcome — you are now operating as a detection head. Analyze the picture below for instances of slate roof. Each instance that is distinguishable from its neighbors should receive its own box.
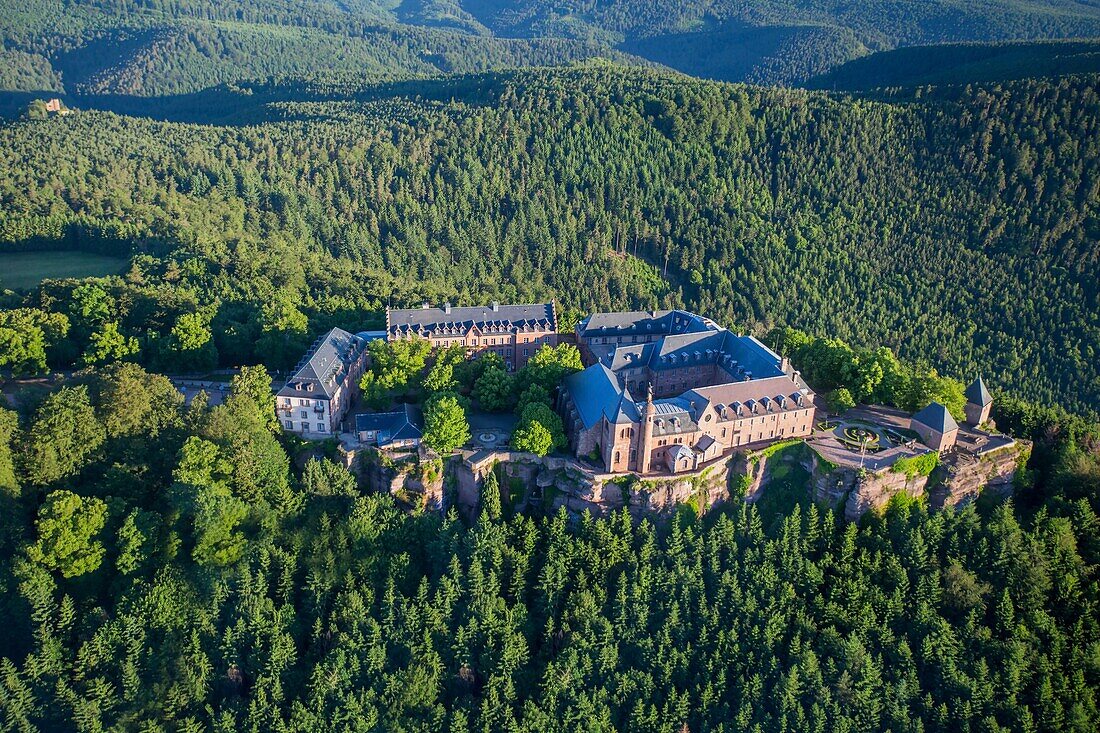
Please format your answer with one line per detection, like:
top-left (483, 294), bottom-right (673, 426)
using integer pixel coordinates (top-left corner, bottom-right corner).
top-left (278, 328), bottom-right (366, 400)
top-left (577, 309), bottom-right (715, 339)
top-left (387, 302), bottom-right (556, 338)
top-left (355, 405), bottom-right (422, 446)
top-left (682, 374), bottom-right (812, 419)
top-left (597, 329), bottom-right (786, 380)
top-left (563, 364), bottom-right (640, 430)
top-left (965, 376), bottom-right (993, 406)
top-left (648, 398), bottom-right (699, 436)
top-left (911, 402), bottom-right (959, 433)
top-left (669, 444), bottom-right (694, 464)
top-left (695, 434), bottom-right (717, 453)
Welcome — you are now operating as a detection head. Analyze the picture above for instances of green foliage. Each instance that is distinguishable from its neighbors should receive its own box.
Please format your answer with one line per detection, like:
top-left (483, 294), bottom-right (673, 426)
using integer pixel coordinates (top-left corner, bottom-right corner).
top-left (479, 464), bottom-right (502, 521)
top-left (361, 337), bottom-right (432, 408)
top-left (514, 402), bottom-right (566, 455)
top-left (81, 321), bottom-right (139, 366)
top-left (472, 365), bottom-right (516, 412)
top-left (93, 362), bottom-right (184, 438)
top-left (301, 457), bottom-right (357, 497)
top-left (0, 309), bottom-right (70, 376)
top-left (422, 343), bottom-right (466, 394)
top-left (824, 387), bottom-right (855, 413)
top-left (422, 393), bottom-right (470, 454)
top-left (21, 385), bottom-right (106, 486)
top-left (510, 419), bottom-right (553, 457)
top-left (892, 451), bottom-right (940, 477)
top-left (0, 68), bottom-right (1097, 415)
top-left (170, 436), bottom-right (248, 567)
top-left (25, 489), bottom-right (107, 578)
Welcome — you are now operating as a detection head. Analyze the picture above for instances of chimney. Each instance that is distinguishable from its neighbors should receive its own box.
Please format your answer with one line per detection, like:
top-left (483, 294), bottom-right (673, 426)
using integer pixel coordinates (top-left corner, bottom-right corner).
top-left (444, 302), bottom-right (451, 314)
top-left (780, 356), bottom-right (791, 375)
top-left (491, 301), bottom-right (499, 312)
top-left (793, 370), bottom-right (801, 383)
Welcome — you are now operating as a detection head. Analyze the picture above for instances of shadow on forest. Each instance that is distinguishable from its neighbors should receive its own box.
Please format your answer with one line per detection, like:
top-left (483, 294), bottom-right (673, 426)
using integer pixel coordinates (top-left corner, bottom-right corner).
top-left (0, 74), bottom-right (511, 126)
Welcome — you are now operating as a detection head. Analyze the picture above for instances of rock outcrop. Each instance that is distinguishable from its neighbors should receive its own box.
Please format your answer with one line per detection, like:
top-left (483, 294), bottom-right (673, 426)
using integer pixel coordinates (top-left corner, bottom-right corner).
top-left (453, 451), bottom-right (739, 520)
top-left (358, 446), bottom-right (445, 511)
top-left (361, 436), bottom-right (1029, 521)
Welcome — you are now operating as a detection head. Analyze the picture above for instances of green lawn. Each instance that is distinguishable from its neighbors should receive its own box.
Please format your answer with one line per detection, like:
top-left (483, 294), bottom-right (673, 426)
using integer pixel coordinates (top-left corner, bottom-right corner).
top-left (0, 251), bottom-right (129, 290)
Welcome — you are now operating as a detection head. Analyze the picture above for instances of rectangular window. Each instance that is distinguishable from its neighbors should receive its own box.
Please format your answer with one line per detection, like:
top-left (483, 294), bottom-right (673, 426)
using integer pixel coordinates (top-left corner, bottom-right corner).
top-left (318, 424), bottom-right (326, 433)
top-left (300, 411), bottom-right (308, 419)
top-left (284, 420), bottom-right (293, 429)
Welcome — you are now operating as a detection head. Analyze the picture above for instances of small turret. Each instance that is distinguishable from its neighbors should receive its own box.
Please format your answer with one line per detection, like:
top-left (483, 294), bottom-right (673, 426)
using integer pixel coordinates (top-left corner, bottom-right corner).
top-left (964, 376), bottom-right (993, 426)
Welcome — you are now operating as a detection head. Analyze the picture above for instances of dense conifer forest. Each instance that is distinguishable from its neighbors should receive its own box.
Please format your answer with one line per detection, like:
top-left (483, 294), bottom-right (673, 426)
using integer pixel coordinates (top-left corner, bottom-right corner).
top-left (0, 65), bottom-right (1097, 415)
top-left (0, 355), bottom-right (1098, 730)
top-left (2, 1), bottom-right (1100, 729)
top-left (3, 0), bottom-right (1100, 88)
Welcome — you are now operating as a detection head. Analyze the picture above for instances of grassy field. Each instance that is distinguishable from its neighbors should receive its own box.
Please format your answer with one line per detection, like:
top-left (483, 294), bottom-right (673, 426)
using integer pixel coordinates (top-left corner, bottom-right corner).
top-left (0, 251), bottom-right (128, 290)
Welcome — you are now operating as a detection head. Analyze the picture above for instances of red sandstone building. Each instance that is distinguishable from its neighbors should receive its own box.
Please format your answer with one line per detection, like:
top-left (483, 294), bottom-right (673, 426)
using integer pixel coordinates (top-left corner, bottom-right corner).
top-left (561, 310), bottom-right (816, 475)
top-left (387, 302), bottom-right (557, 371)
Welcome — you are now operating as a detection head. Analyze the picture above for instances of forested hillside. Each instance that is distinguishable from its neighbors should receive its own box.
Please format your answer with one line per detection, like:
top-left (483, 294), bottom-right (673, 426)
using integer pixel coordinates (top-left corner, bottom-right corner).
top-left (0, 65), bottom-right (1097, 415)
top-left (3, 0), bottom-right (1100, 88)
top-left (0, 359), bottom-right (1098, 731)
top-left (808, 40), bottom-right (1100, 91)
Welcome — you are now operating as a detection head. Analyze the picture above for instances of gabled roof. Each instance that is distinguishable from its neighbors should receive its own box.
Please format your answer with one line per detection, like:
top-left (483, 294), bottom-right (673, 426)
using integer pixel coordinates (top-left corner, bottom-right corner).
top-left (577, 309), bottom-right (714, 339)
top-left (965, 376), bottom-right (992, 407)
top-left (563, 364), bottom-right (640, 430)
top-left (911, 402), bottom-right (959, 434)
top-left (387, 302), bottom-right (556, 337)
top-left (278, 328), bottom-right (365, 400)
top-left (355, 404), bottom-right (422, 446)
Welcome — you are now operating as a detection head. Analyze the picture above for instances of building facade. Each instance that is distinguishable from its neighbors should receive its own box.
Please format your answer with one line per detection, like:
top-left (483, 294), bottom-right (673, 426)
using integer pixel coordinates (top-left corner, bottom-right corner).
top-left (560, 311), bottom-right (816, 475)
top-left (387, 302), bottom-right (557, 371)
top-left (964, 376), bottom-right (993, 426)
top-left (910, 402), bottom-right (959, 453)
top-left (277, 328), bottom-right (368, 437)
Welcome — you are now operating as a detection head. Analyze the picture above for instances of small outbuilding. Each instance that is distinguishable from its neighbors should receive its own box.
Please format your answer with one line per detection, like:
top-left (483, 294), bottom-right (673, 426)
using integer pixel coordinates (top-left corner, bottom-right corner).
top-left (910, 402), bottom-right (959, 453)
top-left (964, 376), bottom-right (993, 426)
top-left (355, 405), bottom-right (423, 449)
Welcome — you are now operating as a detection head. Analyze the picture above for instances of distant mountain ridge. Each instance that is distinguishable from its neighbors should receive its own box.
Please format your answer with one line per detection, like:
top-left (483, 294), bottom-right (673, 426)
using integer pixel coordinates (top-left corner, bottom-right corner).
top-left (3, 0), bottom-right (1100, 91)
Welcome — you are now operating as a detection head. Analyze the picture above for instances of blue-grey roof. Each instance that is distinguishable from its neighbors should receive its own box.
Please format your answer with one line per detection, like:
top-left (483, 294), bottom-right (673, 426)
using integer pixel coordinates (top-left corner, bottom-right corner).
top-left (563, 364), bottom-right (640, 430)
top-left (598, 328), bottom-right (785, 380)
top-left (388, 302), bottom-right (556, 338)
top-left (355, 405), bottom-right (422, 446)
top-left (965, 376), bottom-right (992, 406)
top-left (578, 309), bottom-right (715, 339)
top-left (278, 328), bottom-right (366, 400)
top-left (911, 402), bottom-right (959, 433)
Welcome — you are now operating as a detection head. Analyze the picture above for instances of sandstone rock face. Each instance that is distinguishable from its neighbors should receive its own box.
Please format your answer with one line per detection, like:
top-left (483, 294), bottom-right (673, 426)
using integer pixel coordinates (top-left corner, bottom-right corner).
top-left (452, 450), bottom-right (739, 520)
top-left (842, 470), bottom-right (928, 521)
top-left (359, 447), bottom-right (445, 511)
top-left (931, 443), bottom-right (1026, 510)
top-left (374, 437), bottom-right (1028, 521)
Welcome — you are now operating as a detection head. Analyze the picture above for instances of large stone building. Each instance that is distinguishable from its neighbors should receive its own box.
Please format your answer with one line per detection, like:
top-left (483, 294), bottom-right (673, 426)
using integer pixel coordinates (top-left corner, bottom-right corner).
top-left (277, 328), bottom-right (368, 437)
top-left (387, 302), bottom-right (557, 371)
top-left (560, 311), bottom-right (816, 475)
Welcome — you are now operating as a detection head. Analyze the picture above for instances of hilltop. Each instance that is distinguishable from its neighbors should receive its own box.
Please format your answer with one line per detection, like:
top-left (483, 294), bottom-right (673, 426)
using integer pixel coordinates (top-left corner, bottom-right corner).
top-left (0, 63), bottom-right (1097, 415)
top-left (3, 0), bottom-right (1100, 90)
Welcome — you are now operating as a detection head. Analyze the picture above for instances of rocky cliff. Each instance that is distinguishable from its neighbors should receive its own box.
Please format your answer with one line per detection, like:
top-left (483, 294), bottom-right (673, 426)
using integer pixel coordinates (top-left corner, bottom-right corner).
top-left (360, 437), bottom-right (1029, 521)
top-left (453, 451), bottom-right (738, 520)
top-left (358, 446), bottom-right (445, 511)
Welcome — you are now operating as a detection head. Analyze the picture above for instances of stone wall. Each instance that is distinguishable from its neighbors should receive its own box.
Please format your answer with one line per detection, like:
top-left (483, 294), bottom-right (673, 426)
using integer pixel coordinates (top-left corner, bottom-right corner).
top-left (452, 451), bottom-right (740, 520)
top-left (362, 436), bottom-right (1028, 522)
top-left (358, 446), bottom-right (445, 511)
top-left (735, 439), bottom-right (1028, 520)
